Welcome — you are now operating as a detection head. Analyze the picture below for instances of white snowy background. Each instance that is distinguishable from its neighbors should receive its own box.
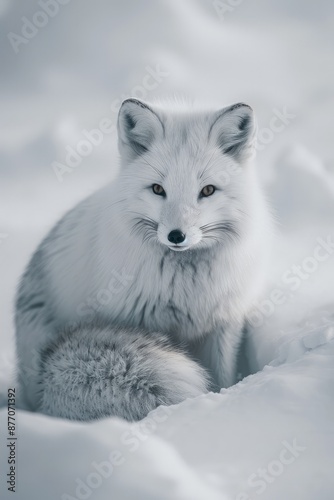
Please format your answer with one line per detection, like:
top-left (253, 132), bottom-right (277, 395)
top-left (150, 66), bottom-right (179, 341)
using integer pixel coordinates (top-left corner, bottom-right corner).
top-left (0, 0), bottom-right (334, 499)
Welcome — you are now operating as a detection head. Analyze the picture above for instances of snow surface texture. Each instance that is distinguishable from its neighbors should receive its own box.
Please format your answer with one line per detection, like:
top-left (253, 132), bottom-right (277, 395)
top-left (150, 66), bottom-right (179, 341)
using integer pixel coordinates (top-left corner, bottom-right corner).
top-left (0, 0), bottom-right (334, 499)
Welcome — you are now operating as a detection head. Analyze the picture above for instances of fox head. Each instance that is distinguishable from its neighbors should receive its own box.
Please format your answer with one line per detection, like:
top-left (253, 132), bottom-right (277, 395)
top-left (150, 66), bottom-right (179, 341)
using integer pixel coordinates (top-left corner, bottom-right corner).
top-left (117, 98), bottom-right (259, 253)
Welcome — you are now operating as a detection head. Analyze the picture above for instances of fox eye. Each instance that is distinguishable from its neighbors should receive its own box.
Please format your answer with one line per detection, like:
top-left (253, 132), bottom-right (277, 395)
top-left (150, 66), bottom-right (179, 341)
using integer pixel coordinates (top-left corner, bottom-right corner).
top-left (200, 185), bottom-right (215, 197)
top-left (152, 184), bottom-right (166, 196)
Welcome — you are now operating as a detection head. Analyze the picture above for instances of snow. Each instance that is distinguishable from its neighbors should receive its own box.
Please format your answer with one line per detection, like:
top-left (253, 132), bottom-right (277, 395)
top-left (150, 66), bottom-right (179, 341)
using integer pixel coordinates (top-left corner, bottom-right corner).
top-left (1, 0), bottom-right (334, 499)
top-left (1, 337), bottom-right (333, 500)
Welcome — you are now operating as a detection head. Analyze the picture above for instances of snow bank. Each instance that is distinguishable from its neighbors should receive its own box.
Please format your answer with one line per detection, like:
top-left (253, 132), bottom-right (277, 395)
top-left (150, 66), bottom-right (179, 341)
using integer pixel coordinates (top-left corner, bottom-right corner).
top-left (1, 334), bottom-right (333, 500)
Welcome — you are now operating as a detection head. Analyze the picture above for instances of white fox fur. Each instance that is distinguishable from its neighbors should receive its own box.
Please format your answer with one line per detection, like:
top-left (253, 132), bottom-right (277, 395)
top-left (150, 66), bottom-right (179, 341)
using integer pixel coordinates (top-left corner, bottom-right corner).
top-left (15, 98), bottom-right (271, 421)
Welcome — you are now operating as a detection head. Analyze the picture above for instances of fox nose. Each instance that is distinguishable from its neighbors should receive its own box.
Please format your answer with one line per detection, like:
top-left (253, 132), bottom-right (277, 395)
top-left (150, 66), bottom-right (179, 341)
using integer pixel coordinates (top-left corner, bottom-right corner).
top-left (168, 229), bottom-right (186, 245)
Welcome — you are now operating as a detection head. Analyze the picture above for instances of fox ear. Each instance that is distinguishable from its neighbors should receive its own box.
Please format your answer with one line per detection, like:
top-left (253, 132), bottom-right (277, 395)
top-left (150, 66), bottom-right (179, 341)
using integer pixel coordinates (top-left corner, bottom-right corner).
top-left (209, 103), bottom-right (256, 162)
top-left (117, 98), bottom-right (164, 160)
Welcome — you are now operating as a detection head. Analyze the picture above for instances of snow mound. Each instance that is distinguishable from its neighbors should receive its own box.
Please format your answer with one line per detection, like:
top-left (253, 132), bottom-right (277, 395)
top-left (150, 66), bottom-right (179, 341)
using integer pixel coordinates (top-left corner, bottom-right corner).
top-left (1, 338), bottom-right (333, 500)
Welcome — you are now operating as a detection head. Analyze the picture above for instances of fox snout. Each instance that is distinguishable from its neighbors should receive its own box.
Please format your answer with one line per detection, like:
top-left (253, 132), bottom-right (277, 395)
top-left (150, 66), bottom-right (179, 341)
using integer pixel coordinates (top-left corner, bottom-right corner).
top-left (167, 229), bottom-right (186, 245)
top-left (157, 220), bottom-right (202, 252)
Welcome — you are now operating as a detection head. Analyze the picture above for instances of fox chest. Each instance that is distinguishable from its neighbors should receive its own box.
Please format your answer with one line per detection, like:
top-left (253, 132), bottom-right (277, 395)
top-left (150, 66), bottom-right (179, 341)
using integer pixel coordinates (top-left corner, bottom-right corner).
top-left (117, 250), bottom-right (238, 341)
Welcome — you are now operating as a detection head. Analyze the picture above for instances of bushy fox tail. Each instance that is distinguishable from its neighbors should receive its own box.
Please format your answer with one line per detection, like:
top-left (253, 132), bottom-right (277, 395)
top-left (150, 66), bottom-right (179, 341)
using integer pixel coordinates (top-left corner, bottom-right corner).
top-left (38, 323), bottom-right (209, 421)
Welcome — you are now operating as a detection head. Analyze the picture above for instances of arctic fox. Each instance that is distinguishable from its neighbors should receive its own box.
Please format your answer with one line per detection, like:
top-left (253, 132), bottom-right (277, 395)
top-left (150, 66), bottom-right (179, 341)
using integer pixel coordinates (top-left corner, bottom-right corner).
top-left (15, 98), bottom-right (271, 421)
